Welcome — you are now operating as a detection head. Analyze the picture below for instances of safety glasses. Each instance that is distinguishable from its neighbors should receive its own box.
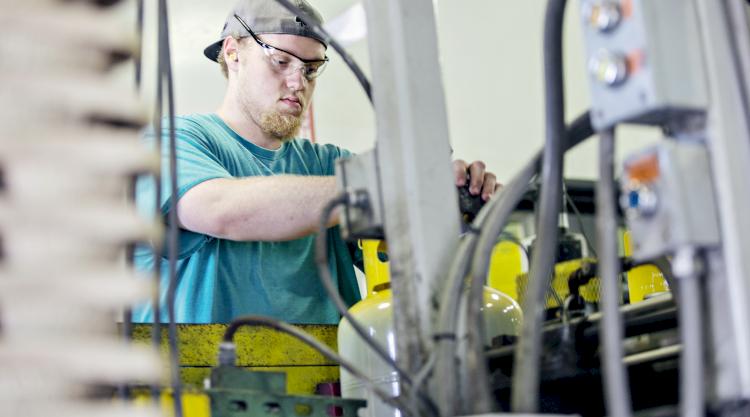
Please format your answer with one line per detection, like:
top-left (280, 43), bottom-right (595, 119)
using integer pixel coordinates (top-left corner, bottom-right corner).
top-left (234, 14), bottom-right (329, 81)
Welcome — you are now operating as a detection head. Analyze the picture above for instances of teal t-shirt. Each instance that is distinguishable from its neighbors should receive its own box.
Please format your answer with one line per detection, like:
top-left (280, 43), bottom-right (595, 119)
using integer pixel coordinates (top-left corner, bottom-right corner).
top-left (132, 113), bottom-right (362, 324)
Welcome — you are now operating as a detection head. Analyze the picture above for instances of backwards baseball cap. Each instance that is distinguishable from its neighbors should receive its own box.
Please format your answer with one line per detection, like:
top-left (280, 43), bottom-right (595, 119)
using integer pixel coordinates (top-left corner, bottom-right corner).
top-left (203, 0), bottom-right (327, 63)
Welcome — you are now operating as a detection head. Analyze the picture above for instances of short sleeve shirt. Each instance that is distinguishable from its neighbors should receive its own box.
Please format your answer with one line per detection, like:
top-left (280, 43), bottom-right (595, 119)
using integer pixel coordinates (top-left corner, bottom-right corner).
top-left (132, 113), bottom-right (361, 324)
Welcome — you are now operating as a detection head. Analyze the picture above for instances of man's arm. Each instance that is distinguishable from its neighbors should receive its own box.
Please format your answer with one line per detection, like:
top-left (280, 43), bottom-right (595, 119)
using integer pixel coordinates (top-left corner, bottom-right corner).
top-left (177, 160), bottom-right (498, 243)
top-left (177, 175), bottom-right (339, 242)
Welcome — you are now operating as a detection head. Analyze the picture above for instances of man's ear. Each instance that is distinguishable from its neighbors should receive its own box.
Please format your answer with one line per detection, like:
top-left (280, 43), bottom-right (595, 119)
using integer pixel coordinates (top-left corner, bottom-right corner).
top-left (223, 37), bottom-right (241, 72)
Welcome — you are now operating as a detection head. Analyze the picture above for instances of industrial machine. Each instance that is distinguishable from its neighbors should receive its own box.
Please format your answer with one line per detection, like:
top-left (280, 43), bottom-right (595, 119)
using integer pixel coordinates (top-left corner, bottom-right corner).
top-left (333, 0), bottom-right (750, 416)
top-left (4, 0), bottom-right (750, 417)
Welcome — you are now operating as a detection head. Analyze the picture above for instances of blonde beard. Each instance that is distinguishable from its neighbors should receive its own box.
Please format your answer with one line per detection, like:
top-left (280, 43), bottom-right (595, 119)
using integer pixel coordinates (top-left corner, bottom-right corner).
top-left (259, 110), bottom-right (302, 142)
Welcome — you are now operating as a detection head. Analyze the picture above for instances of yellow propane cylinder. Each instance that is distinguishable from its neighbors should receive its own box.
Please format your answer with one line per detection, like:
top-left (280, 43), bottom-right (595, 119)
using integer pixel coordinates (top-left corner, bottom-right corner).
top-left (338, 239), bottom-right (522, 417)
top-left (623, 230), bottom-right (669, 302)
top-left (488, 240), bottom-right (526, 301)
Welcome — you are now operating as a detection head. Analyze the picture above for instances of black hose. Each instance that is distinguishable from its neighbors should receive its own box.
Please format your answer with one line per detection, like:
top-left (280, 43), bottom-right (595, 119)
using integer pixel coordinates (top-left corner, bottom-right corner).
top-left (158, 1), bottom-right (183, 416)
top-left (315, 195), bottom-right (438, 416)
top-left (272, 0), bottom-right (372, 103)
top-left (315, 195), bottom-right (411, 383)
top-left (223, 316), bottom-right (415, 415)
top-left (597, 128), bottom-right (632, 417)
top-left (435, 110), bottom-right (592, 416)
top-left (511, 0), bottom-right (568, 411)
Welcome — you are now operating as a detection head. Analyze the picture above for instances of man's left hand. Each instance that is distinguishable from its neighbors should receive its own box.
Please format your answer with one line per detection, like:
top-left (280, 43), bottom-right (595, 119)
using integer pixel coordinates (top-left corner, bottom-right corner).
top-left (452, 159), bottom-right (500, 202)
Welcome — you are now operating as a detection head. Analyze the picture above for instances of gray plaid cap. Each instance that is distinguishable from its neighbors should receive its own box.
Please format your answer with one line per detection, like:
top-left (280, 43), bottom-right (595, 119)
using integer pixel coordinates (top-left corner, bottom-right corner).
top-left (203, 0), bottom-right (326, 62)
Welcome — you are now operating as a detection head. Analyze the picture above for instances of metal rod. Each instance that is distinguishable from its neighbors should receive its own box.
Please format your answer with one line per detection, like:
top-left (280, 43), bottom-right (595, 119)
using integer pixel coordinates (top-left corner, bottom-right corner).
top-left (673, 247), bottom-right (705, 417)
top-left (597, 128), bottom-right (632, 417)
top-left (622, 345), bottom-right (681, 366)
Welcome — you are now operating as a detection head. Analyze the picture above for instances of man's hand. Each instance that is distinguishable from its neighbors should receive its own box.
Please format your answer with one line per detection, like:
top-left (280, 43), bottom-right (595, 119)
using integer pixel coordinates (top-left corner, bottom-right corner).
top-left (452, 159), bottom-right (500, 202)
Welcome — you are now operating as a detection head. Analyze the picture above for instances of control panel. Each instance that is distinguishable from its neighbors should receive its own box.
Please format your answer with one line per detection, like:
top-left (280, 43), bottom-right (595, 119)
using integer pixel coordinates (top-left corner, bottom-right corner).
top-left (579, 0), bottom-right (708, 130)
top-left (335, 150), bottom-right (385, 240)
top-left (621, 140), bottom-right (720, 260)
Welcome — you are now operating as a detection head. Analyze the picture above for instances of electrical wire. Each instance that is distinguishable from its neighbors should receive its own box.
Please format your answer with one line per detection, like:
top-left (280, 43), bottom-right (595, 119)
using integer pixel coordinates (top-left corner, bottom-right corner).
top-left (272, 0), bottom-right (372, 103)
top-left (315, 195), bottom-right (438, 416)
top-left (564, 187), bottom-right (597, 258)
top-left (157, 1), bottom-right (183, 416)
top-left (597, 128), bottom-right (632, 417)
top-left (223, 316), bottom-right (415, 416)
top-left (511, 0), bottom-right (568, 411)
top-left (135, 0), bottom-right (144, 89)
top-left (121, 0), bottom-right (146, 401)
top-left (150, 0), bottom-right (165, 402)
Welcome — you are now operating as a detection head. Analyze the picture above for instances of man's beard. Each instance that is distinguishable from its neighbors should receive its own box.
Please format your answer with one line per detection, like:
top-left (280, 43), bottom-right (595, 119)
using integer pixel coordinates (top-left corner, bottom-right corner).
top-left (258, 110), bottom-right (302, 141)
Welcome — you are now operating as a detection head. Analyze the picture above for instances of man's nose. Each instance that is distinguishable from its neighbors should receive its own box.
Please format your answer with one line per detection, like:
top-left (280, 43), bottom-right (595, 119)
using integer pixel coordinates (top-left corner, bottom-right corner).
top-left (285, 67), bottom-right (307, 91)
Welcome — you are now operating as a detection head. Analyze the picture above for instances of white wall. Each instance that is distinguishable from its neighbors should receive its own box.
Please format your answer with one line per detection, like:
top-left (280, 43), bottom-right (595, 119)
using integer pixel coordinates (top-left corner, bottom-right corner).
top-left (135, 0), bottom-right (663, 181)
top-left (436, 0), bottom-right (661, 181)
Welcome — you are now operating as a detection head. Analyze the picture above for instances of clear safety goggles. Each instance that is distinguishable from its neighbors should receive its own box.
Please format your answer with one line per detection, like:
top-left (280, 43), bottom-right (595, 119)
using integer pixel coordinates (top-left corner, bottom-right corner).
top-left (234, 14), bottom-right (329, 81)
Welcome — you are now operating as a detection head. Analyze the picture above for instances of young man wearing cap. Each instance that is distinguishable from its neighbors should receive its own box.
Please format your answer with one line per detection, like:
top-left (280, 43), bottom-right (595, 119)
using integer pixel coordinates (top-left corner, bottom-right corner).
top-left (133, 0), bottom-right (498, 324)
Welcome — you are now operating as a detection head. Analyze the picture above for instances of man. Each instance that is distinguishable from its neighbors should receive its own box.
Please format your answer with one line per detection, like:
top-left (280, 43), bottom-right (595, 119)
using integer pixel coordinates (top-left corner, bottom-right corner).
top-left (133, 0), bottom-right (498, 324)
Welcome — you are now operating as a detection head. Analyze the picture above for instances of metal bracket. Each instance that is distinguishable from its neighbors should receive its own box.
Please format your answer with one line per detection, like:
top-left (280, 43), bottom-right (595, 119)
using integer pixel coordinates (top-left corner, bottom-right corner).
top-left (207, 365), bottom-right (366, 417)
top-left (334, 150), bottom-right (385, 241)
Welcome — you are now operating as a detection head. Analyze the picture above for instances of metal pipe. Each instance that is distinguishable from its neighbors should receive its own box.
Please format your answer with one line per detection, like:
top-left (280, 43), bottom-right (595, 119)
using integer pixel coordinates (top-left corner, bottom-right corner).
top-left (622, 344), bottom-right (681, 366)
top-left (597, 128), bottom-right (632, 417)
top-left (673, 247), bottom-right (705, 417)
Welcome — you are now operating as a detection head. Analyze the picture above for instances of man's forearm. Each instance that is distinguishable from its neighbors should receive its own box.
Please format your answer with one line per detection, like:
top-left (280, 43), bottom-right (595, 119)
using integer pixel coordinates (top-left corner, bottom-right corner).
top-left (177, 175), bottom-right (340, 241)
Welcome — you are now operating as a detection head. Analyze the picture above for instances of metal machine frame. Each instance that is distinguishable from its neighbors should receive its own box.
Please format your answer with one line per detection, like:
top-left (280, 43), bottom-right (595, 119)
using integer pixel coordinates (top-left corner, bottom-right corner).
top-left (337, 0), bottom-right (750, 415)
top-left (360, 0), bottom-right (461, 374)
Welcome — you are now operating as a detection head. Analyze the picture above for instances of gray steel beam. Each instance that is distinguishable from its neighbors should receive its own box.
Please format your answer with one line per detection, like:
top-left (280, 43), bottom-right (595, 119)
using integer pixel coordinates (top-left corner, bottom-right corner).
top-left (362, 0), bottom-right (461, 374)
top-left (694, 0), bottom-right (750, 401)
